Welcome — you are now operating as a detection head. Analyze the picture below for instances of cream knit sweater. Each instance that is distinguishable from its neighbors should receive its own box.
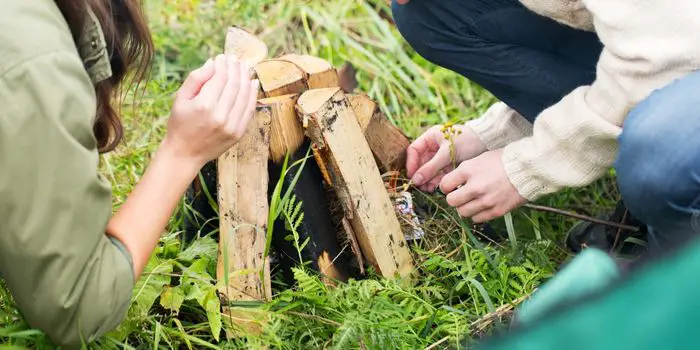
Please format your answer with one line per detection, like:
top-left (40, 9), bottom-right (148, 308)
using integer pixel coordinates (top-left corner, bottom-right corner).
top-left (465, 0), bottom-right (700, 201)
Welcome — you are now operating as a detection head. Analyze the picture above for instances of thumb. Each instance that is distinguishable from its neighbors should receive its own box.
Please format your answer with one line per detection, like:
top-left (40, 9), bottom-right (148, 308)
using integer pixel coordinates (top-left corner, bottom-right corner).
top-left (176, 58), bottom-right (216, 100)
top-left (412, 144), bottom-right (452, 186)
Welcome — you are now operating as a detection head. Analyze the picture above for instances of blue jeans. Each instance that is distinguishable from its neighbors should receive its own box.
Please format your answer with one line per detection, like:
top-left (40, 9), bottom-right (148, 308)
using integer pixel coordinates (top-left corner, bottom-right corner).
top-left (392, 0), bottom-right (700, 248)
top-left (615, 72), bottom-right (700, 249)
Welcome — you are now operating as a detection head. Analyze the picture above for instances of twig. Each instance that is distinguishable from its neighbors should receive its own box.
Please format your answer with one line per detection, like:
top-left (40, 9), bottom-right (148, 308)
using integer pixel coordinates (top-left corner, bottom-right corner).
top-left (524, 204), bottom-right (639, 232)
top-left (425, 336), bottom-right (450, 350)
top-left (469, 291), bottom-right (534, 333)
top-left (611, 209), bottom-right (629, 252)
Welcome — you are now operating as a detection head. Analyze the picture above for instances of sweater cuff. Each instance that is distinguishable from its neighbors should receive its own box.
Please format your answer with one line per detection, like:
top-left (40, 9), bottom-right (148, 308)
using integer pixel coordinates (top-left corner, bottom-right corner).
top-left (502, 143), bottom-right (549, 201)
top-left (465, 102), bottom-right (533, 151)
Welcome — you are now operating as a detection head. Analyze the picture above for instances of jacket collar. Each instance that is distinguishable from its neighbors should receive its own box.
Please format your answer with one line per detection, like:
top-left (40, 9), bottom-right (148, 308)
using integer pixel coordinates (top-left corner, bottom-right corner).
top-left (76, 8), bottom-right (112, 85)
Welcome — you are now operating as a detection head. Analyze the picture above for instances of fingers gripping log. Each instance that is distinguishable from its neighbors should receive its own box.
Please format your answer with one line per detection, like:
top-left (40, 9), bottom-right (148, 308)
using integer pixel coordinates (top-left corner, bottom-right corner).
top-left (184, 26), bottom-right (268, 241)
top-left (296, 87), bottom-right (414, 278)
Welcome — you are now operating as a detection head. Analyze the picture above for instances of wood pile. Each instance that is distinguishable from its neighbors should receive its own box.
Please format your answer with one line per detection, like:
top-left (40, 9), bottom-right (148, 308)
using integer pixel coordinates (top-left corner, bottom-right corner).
top-left (184, 26), bottom-right (417, 334)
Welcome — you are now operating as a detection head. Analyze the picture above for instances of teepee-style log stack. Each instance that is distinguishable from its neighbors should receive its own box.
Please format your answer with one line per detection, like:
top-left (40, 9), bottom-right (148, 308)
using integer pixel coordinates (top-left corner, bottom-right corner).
top-left (185, 26), bottom-right (415, 334)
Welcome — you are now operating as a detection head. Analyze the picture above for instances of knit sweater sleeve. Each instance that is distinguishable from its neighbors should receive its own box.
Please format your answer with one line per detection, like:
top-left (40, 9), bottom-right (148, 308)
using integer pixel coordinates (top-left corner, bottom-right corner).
top-left (465, 102), bottom-right (533, 151)
top-left (518, 0), bottom-right (594, 31)
top-left (501, 0), bottom-right (700, 201)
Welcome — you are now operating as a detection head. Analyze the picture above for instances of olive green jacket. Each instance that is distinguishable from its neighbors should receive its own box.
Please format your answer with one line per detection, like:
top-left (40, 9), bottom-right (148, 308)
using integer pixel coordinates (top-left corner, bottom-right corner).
top-left (1, 1), bottom-right (135, 348)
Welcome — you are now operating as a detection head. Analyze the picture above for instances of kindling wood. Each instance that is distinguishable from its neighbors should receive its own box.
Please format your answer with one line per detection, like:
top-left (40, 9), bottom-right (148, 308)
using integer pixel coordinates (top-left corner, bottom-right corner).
top-left (186, 25), bottom-right (416, 336)
top-left (296, 87), bottom-right (414, 278)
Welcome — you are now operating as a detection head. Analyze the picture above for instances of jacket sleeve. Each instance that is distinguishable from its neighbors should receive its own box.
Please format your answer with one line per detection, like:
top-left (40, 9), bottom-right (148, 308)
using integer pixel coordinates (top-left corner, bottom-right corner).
top-left (0, 49), bottom-right (134, 348)
top-left (500, 0), bottom-right (700, 201)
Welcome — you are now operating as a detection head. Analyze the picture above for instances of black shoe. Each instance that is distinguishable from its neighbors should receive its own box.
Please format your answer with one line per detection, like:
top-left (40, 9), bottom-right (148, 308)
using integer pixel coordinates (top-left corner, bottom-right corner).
top-left (565, 200), bottom-right (648, 257)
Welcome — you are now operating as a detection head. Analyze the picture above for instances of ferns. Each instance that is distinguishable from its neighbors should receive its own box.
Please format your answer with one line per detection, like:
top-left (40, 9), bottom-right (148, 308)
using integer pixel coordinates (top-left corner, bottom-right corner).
top-left (282, 194), bottom-right (309, 266)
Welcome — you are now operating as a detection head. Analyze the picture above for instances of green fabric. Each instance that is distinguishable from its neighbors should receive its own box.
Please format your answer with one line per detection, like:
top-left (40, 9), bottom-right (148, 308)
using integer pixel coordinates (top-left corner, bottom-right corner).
top-left (77, 6), bottom-right (114, 85)
top-left (479, 238), bottom-right (700, 350)
top-left (515, 248), bottom-right (620, 326)
top-left (0, 1), bottom-right (133, 349)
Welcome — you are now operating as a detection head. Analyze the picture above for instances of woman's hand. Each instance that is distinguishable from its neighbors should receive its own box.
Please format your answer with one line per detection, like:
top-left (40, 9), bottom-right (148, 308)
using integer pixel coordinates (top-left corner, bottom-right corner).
top-left (162, 53), bottom-right (259, 168)
top-left (406, 124), bottom-right (487, 192)
top-left (439, 149), bottom-right (527, 223)
top-left (107, 54), bottom-right (259, 280)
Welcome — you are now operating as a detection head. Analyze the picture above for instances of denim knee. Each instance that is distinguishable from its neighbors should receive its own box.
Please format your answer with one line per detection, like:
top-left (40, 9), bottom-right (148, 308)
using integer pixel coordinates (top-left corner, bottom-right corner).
top-left (391, 0), bottom-right (456, 64)
top-left (615, 70), bottom-right (700, 238)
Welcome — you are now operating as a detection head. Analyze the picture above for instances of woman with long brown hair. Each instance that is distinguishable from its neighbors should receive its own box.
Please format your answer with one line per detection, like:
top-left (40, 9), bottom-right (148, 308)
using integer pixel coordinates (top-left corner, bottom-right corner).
top-left (0, 1), bottom-right (258, 347)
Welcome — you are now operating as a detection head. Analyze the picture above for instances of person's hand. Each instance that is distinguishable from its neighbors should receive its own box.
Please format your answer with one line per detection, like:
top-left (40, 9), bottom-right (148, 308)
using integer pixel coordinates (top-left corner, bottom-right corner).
top-left (407, 124), bottom-right (487, 192)
top-left (439, 148), bottom-right (527, 223)
top-left (162, 54), bottom-right (259, 167)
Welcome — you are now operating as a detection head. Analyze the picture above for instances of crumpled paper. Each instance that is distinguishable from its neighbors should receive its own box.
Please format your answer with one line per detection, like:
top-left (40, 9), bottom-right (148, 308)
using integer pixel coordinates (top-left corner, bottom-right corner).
top-left (393, 191), bottom-right (425, 241)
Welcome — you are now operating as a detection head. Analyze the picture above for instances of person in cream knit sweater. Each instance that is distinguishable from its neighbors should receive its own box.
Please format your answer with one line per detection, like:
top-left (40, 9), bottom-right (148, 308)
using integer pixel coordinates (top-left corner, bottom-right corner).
top-left (392, 0), bottom-right (700, 249)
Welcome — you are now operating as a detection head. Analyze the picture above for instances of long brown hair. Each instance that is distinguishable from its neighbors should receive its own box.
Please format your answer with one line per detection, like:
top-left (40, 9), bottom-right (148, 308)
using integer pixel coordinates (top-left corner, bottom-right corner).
top-left (54, 0), bottom-right (154, 153)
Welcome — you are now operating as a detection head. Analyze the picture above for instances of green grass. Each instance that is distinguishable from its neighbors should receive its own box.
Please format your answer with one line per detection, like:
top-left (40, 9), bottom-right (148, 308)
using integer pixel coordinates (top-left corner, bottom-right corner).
top-left (1, 0), bottom-right (622, 349)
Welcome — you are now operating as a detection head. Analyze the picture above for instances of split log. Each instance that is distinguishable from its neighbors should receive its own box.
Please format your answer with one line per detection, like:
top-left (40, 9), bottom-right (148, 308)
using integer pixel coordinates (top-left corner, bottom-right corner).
top-left (260, 94), bottom-right (306, 165)
top-left (254, 60), bottom-right (307, 98)
top-left (215, 26), bottom-right (275, 331)
top-left (296, 87), bottom-right (414, 278)
top-left (348, 93), bottom-right (410, 173)
top-left (216, 105), bottom-right (272, 336)
top-left (216, 105), bottom-right (272, 302)
top-left (260, 94), bottom-right (352, 285)
top-left (279, 54), bottom-right (340, 89)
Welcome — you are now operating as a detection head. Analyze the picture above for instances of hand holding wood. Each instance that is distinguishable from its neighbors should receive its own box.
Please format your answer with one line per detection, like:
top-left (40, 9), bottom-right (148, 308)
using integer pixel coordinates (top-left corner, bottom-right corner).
top-left (163, 54), bottom-right (259, 167)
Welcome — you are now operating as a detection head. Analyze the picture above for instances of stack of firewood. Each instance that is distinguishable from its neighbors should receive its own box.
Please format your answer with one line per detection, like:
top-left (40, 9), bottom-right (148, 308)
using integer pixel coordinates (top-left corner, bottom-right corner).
top-left (185, 26), bottom-right (418, 333)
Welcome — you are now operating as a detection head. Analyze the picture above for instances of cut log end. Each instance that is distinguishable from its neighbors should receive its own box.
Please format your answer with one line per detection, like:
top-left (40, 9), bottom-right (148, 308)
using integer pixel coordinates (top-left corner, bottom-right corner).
top-left (254, 60), bottom-right (307, 98)
top-left (279, 54), bottom-right (341, 89)
top-left (296, 87), bottom-right (342, 115)
top-left (225, 26), bottom-right (268, 67)
top-left (279, 54), bottom-right (332, 74)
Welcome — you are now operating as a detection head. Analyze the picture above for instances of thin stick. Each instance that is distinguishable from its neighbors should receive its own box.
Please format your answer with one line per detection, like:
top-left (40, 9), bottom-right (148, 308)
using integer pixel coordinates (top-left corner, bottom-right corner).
top-left (469, 291), bottom-right (534, 333)
top-left (425, 336), bottom-right (450, 350)
top-left (611, 209), bottom-right (629, 252)
top-left (524, 204), bottom-right (639, 233)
